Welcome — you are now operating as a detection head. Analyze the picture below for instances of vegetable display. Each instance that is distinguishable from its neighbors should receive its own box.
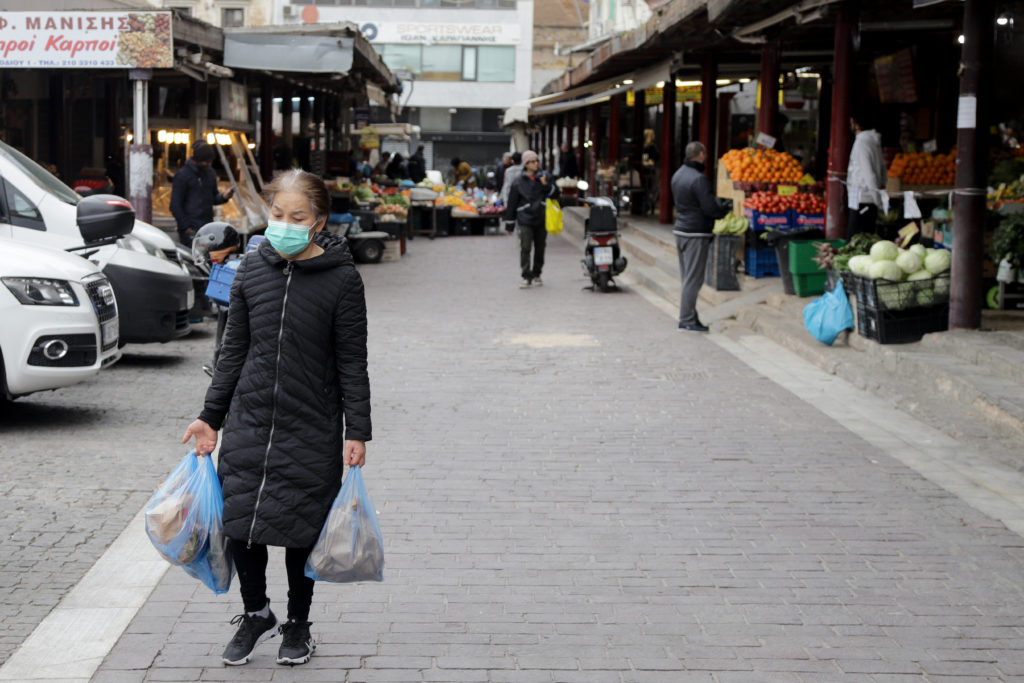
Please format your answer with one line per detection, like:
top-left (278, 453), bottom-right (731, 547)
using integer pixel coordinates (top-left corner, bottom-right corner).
top-left (743, 191), bottom-right (826, 214)
top-left (713, 213), bottom-right (749, 234)
top-left (721, 148), bottom-right (804, 183)
top-left (887, 151), bottom-right (956, 186)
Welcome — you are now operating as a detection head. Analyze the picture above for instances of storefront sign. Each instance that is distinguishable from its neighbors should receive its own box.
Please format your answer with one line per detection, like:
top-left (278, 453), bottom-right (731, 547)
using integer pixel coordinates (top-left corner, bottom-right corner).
top-left (0, 11), bottom-right (172, 69)
top-left (874, 48), bottom-right (917, 104)
top-left (627, 86), bottom-right (701, 106)
top-left (219, 81), bottom-right (249, 125)
top-left (362, 21), bottom-right (520, 45)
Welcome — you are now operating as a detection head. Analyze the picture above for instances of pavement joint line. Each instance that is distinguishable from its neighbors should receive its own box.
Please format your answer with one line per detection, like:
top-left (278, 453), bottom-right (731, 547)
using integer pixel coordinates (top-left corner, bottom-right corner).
top-left (0, 505), bottom-right (169, 682)
top-left (710, 332), bottom-right (1024, 538)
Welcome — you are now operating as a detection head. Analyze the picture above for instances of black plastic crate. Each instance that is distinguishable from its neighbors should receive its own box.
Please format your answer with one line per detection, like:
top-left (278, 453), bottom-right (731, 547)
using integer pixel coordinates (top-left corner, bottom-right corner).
top-left (856, 302), bottom-right (949, 344)
top-left (851, 273), bottom-right (950, 311)
top-left (705, 234), bottom-right (742, 291)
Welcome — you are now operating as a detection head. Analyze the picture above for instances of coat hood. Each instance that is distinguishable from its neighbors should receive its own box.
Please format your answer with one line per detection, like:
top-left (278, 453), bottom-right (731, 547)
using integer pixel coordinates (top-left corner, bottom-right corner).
top-left (258, 230), bottom-right (354, 272)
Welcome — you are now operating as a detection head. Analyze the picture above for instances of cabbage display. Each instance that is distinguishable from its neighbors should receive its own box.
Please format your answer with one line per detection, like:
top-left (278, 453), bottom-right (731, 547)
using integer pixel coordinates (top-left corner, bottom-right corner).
top-left (895, 251), bottom-right (922, 274)
top-left (924, 249), bottom-right (952, 274)
top-left (868, 259), bottom-right (903, 282)
top-left (870, 240), bottom-right (900, 262)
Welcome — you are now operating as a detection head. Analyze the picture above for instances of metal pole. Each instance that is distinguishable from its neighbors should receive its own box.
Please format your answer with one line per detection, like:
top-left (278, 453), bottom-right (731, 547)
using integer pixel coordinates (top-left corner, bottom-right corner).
top-left (659, 79), bottom-right (676, 224)
top-left (577, 107), bottom-right (586, 175)
top-left (950, 0), bottom-right (993, 329)
top-left (590, 103), bottom-right (601, 188)
top-left (825, 1), bottom-right (856, 240)
top-left (608, 94), bottom-right (621, 164)
top-left (128, 68), bottom-right (152, 224)
top-left (700, 54), bottom-right (717, 179)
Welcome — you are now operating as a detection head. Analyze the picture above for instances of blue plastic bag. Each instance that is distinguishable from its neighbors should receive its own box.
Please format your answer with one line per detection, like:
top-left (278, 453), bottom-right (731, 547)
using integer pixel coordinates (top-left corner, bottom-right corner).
top-left (803, 278), bottom-right (855, 345)
top-left (144, 452), bottom-right (234, 594)
top-left (305, 466), bottom-right (384, 583)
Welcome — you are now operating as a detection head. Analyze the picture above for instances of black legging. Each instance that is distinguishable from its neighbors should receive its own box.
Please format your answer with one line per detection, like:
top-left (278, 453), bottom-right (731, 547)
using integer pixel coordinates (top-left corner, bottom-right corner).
top-left (230, 539), bottom-right (315, 622)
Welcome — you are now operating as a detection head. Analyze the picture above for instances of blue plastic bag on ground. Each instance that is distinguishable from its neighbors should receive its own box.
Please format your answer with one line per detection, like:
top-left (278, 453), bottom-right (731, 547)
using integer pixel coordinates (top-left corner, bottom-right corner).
top-left (305, 466), bottom-right (384, 583)
top-left (144, 451), bottom-right (233, 594)
top-left (803, 278), bottom-right (855, 345)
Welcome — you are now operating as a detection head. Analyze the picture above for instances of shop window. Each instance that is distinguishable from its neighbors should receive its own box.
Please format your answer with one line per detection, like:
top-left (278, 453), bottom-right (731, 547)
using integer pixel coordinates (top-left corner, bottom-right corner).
top-left (462, 46), bottom-right (477, 81)
top-left (421, 45), bottom-right (462, 81)
top-left (0, 180), bottom-right (46, 231)
top-left (477, 46), bottom-right (514, 83)
top-left (380, 44), bottom-right (422, 76)
top-left (221, 7), bottom-right (244, 27)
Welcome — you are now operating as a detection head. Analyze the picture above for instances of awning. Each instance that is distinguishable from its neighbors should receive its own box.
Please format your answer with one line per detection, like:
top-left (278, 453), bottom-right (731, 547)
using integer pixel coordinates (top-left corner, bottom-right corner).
top-left (225, 33), bottom-right (354, 73)
top-left (502, 58), bottom-right (673, 123)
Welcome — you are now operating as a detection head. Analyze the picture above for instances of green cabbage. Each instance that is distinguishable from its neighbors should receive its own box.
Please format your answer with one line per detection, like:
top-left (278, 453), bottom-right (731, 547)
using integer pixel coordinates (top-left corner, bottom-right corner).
top-left (924, 249), bottom-right (951, 274)
top-left (868, 259), bottom-right (904, 281)
top-left (870, 240), bottom-right (900, 261)
top-left (895, 251), bottom-right (922, 274)
top-left (909, 244), bottom-right (927, 260)
top-left (907, 270), bottom-right (932, 281)
top-left (917, 288), bottom-right (936, 306)
top-left (849, 255), bottom-right (873, 276)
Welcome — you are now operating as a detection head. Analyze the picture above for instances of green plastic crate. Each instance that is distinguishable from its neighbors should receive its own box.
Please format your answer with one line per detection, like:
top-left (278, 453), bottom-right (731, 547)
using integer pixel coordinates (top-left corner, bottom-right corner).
top-left (793, 272), bottom-right (829, 297)
top-left (789, 239), bottom-right (846, 275)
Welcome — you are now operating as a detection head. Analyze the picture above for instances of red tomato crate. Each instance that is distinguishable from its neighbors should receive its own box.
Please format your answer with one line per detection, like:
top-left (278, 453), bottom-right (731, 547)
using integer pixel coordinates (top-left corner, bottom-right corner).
top-left (743, 207), bottom-right (793, 231)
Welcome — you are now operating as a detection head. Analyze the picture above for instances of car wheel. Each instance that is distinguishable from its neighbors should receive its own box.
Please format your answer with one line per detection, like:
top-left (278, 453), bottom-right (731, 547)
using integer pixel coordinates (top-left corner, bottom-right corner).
top-left (355, 239), bottom-right (384, 264)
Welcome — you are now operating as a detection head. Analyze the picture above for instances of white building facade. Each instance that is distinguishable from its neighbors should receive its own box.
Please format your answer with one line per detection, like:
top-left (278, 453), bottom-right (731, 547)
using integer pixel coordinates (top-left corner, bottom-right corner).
top-left (276, 0), bottom-right (534, 171)
top-left (587, 0), bottom-right (650, 40)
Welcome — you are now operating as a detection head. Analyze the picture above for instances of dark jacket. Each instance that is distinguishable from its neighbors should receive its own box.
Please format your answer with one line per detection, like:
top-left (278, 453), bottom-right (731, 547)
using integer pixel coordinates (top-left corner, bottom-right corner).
top-left (407, 153), bottom-right (426, 183)
top-left (558, 150), bottom-right (580, 179)
top-left (505, 171), bottom-right (560, 228)
top-left (198, 231), bottom-right (371, 548)
top-left (170, 159), bottom-right (229, 235)
top-left (671, 160), bottom-right (729, 235)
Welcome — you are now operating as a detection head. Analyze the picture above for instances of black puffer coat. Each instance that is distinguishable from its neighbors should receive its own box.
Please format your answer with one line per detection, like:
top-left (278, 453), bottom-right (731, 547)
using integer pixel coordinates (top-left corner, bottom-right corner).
top-left (198, 231), bottom-right (371, 548)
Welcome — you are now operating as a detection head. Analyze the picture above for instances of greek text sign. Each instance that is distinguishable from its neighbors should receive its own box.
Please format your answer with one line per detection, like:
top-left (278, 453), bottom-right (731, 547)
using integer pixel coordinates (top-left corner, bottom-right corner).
top-left (0, 11), bottom-right (172, 68)
top-left (366, 21), bottom-right (520, 45)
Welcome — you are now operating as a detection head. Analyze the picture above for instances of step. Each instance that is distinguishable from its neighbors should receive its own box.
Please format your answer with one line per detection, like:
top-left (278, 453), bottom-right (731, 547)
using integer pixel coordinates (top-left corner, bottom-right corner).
top-left (917, 329), bottom-right (1024, 386)
top-left (624, 255), bottom-right (680, 309)
top-left (619, 230), bottom-right (679, 280)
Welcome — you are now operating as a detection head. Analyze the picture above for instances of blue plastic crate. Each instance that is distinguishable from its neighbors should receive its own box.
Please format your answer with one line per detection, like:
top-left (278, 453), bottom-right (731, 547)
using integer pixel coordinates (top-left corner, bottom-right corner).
top-left (744, 246), bottom-right (780, 278)
top-left (205, 261), bottom-right (239, 305)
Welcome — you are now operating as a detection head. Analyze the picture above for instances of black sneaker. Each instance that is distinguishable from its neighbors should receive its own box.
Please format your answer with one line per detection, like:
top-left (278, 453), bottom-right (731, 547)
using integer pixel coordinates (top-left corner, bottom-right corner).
top-left (277, 619), bottom-right (315, 665)
top-left (221, 608), bottom-right (278, 666)
top-left (678, 322), bottom-right (710, 332)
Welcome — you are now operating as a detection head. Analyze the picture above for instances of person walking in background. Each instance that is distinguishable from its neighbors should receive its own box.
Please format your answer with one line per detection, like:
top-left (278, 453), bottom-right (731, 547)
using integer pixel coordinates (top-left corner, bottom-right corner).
top-left (846, 111), bottom-right (887, 238)
top-left (170, 141), bottom-right (235, 247)
top-left (182, 169), bottom-right (371, 667)
top-left (500, 152), bottom-right (522, 206)
top-left (558, 143), bottom-right (580, 180)
top-left (495, 152), bottom-right (512, 195)
top-left (671, 141), bottom-right (731, 332)
top-left (386, 153), bottom-right (406, 180)
top-left (407, 145), bottom-right (427, 183)
top-left (504, 150), bottom-right (560, 289)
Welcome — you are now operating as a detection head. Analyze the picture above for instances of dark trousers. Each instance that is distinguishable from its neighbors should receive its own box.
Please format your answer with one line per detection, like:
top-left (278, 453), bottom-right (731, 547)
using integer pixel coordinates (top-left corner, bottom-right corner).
top-left (675, 235), bottom-right (712, 325)
top-left (518, 222), bottom-right (547, 279)
top-left (230, 539), bottom-right (315, 622)
top-left (847, 203), bottom-right (878, 239)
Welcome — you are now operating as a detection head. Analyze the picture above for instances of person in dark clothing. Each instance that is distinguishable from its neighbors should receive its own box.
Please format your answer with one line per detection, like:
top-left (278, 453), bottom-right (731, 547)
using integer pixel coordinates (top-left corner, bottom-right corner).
top-left (671, 141), bottom-right (731, 332)
top-left (182, 169), bottom-right (371, 668)
top-left (558, 143), bottom-right (580, 179)
top-left (407, 145), bottom-right (427, 183)
top-left (495, 152), bottom-right (511, 194)
top-left (504, 150), bottom-right (560, 288)
top-left (169, 142), bottom-right (235, 246)
top-left (386, 153), bottom-right (406, 180)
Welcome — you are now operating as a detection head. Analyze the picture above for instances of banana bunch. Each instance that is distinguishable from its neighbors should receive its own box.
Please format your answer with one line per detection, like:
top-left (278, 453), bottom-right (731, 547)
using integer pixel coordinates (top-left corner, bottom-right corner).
top-left (713, 213), bottom-right (748, 234)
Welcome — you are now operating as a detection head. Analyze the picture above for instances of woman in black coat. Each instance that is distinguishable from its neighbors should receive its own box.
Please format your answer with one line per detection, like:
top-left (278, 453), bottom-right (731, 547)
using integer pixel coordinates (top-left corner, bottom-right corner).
top-left (183, 169), bottom-right (370, 667)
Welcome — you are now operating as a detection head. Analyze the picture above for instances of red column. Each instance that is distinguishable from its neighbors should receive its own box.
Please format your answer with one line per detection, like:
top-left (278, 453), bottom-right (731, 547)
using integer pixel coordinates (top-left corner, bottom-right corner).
top-left (546, 118), bottom-right (555, 169)
top-left (608, 94), bottom-right (621, 163)
top-left (631, 89), bottom-right (645, 173)
top-left (577, 108), bottom-right (586, 176)
top-left (717, 92), bottom-right (735, 161)
top-left (260, 81), bottom-right (274, 182)
top-left (659, 79), bottom-right (676, 224)
top-left (700, 55), bottom-right (717, 179)
top-left (950, 0), bottom-right (993, 329)
top-left (758, 41), bottom-right (780, 140)
top-left (590, 103), bottom-right (601, 188)
top-left (825, 2), bottom-right (857, 239)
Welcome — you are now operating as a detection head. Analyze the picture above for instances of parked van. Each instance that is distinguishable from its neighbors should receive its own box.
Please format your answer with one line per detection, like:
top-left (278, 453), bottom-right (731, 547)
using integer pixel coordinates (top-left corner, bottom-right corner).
top-left (1, 239), bottom-right (120, 400)
top-left (0, 140), bottom-right (192, 344)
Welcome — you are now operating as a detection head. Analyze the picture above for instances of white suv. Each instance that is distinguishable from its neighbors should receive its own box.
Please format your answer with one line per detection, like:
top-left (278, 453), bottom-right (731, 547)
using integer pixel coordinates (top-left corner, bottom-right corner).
top-left (1, 240), bottom-right (120, 400)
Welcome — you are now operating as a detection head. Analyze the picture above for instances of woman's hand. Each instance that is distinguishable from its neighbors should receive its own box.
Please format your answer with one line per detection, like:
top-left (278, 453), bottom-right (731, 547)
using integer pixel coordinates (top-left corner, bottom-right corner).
top-left (182, 419), bottom-right (218, 456)
top-left (344, 440), bottom-right (366, 467)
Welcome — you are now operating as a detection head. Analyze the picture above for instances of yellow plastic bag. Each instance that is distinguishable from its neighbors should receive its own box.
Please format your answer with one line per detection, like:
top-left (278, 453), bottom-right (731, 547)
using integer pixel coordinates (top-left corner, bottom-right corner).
top-left (545, 198), bottom-right (563, 235)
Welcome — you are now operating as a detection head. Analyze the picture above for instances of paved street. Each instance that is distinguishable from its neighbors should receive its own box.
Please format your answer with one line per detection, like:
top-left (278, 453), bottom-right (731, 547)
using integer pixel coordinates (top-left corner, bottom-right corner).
top-left (5, 231), bottom-right (1024, 682)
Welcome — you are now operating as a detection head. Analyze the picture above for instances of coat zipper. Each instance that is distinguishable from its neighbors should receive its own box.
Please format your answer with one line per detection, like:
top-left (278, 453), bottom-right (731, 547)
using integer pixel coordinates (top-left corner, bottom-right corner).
top-left (247, 261), bottom-right (294, 548)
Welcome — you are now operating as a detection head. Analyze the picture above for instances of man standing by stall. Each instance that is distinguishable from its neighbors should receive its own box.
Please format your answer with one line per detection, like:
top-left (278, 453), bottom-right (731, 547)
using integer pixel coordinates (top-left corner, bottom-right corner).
top-left (846, 111), bottom-right (887, 238)
top-left (504, 151), bottom-right (560, 289)
top-left (170, 141), bottom-right (235, 247)
top-left (671, 141), bottom-right (731, 332)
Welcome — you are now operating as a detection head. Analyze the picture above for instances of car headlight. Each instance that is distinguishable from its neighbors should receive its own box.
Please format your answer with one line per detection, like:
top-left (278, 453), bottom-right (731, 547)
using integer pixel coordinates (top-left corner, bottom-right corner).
top-left (2, 277), bottom-right (80, 306)
top-left (118, 234), bottom-right (167, 259)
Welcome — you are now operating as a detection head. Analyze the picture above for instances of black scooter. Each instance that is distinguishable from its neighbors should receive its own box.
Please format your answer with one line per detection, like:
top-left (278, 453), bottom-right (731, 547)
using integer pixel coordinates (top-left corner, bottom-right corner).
top-left (581, 197), bottom-right (628, 291)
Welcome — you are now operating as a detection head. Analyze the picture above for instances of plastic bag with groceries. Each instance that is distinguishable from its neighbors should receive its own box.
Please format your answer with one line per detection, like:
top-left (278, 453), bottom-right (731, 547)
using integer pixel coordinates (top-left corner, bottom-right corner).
top-left (304, 466), bottom-right (384, 583)
top-left (144, 451), bottom-right (234, 594)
